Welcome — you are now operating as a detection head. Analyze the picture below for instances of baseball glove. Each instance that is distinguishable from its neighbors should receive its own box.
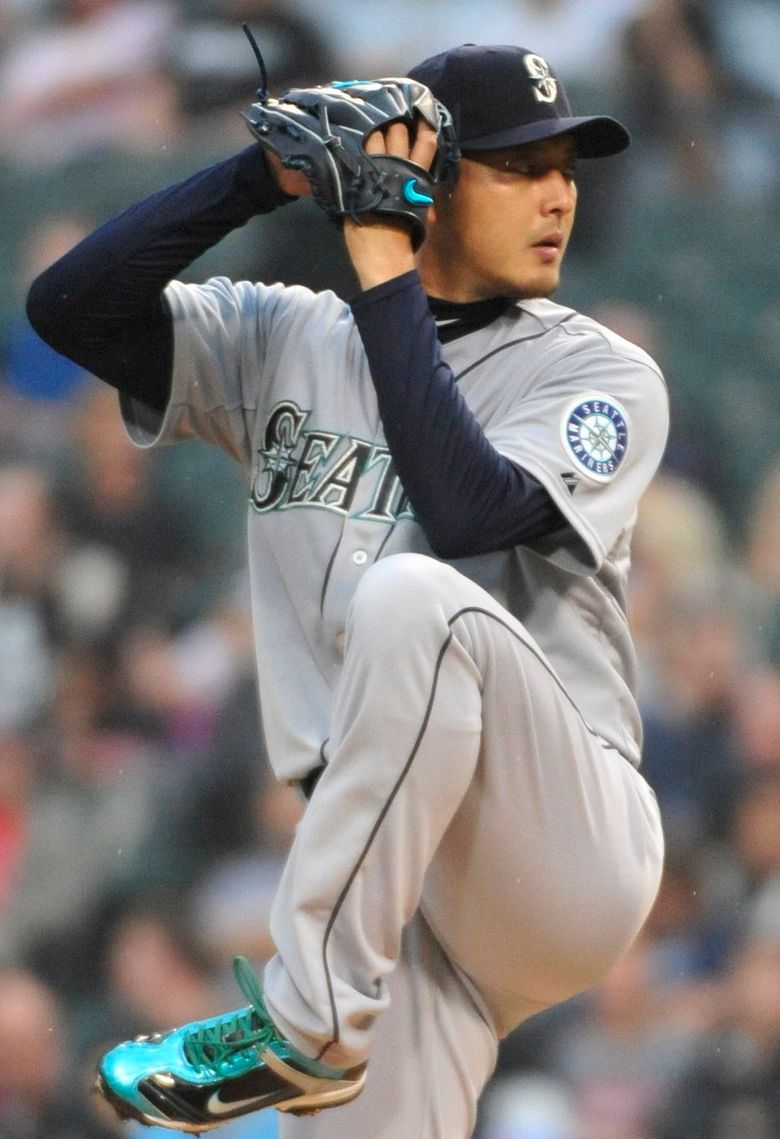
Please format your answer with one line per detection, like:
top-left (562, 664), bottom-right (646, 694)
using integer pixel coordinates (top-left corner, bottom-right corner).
top-left (241, 78), bottom-right (458, 249)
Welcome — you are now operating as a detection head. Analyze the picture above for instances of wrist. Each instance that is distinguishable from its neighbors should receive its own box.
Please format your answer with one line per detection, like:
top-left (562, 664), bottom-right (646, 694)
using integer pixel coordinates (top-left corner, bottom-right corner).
top-left (343, 218), bottom-right (416, 290)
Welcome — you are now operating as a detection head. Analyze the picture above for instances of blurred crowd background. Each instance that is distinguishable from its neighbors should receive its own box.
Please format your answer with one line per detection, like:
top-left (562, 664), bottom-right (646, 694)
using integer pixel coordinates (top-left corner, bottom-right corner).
top-left (0, 1), bottom-right (779, 1137)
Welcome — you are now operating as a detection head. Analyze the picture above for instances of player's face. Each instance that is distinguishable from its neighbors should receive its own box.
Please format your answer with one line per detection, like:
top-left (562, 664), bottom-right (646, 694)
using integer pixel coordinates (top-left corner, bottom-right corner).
top-left (421, 135), bottom-right (578, 302)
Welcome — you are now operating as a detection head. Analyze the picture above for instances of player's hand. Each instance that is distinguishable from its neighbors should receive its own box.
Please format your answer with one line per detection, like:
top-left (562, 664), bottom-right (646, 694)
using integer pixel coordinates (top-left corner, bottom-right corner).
top-left (264, 149), bottom-right (312, 198)
top-left (364, 118), bottom-right (438, 170)
top-left (263, 120), bottom-right (437, 204)
top-left (344, 120), bottom-right (437, 289)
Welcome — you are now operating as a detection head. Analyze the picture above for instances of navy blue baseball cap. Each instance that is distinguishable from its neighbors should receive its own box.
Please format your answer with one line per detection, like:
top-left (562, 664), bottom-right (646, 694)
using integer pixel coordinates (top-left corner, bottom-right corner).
top-left (409, 44), bottom-right (630, 158)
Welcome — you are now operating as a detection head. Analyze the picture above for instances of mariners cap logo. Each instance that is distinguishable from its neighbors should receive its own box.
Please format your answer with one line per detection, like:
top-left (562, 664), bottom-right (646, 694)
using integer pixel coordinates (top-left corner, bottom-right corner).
top-left (561, 394), bottom-right (629, 482)
top-left (523, 53), bottom-right (558, 104)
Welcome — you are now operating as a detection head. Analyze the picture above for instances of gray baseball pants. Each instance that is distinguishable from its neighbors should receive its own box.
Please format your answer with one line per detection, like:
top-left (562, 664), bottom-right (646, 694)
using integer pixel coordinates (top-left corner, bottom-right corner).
top-left (263, 553), bottom-right (664, 1138)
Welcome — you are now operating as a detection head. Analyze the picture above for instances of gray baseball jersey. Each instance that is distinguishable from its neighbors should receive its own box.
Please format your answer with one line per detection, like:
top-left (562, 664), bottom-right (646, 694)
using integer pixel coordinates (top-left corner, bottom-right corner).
top-left (122, 277), bottom-right (668, 778)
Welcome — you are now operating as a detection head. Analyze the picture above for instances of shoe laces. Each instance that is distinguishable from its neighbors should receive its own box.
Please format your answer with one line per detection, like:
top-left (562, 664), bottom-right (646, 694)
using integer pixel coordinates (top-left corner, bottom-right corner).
top-left (181, 956), bottom-right (275, 1075)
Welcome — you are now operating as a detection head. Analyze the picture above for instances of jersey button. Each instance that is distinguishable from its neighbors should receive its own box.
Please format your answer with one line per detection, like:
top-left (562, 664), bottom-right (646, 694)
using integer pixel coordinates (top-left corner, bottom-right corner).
top-left (351, 550), bottom-right (368, 566)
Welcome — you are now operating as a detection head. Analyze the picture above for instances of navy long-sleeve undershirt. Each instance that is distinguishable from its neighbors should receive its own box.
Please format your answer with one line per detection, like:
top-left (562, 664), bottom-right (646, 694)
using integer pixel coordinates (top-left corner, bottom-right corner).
top-left (351, 272), bottom-right (563, 556)
top-left (26, 144), bottom-right (286, 413)
top-left (26, 146), bottom-right (564, 557)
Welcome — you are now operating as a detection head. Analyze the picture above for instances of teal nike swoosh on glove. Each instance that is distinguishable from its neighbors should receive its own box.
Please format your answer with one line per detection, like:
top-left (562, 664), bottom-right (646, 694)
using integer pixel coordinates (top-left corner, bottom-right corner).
top-left (403, 178), bottom-right (434, 205)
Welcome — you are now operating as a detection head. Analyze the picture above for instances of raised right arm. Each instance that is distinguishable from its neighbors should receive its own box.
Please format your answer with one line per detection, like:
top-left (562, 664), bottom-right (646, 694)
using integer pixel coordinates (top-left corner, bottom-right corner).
top-left (26, 145), bottom-right (295, 413)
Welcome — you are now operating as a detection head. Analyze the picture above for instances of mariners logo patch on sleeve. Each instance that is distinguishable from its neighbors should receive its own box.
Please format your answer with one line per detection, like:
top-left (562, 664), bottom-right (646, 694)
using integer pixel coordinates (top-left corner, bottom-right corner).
top-left (561, 394), bottom-right (629, 482)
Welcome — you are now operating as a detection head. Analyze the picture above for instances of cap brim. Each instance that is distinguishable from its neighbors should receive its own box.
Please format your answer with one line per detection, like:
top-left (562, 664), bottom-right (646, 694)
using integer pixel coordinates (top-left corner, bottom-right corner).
top-left (460, 114), bottom-right (630, 158)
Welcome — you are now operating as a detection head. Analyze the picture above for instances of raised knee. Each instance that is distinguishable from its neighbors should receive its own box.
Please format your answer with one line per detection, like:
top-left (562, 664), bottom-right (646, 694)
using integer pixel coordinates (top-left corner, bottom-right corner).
top-left (347, 554), bottom-right (463, 637)
top-left (353, 553), bottom-right (454, 606)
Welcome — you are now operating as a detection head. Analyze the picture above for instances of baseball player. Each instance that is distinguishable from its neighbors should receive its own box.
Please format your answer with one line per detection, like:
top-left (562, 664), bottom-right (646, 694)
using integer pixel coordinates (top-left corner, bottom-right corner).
top-left (27, 42), bottom-right (667, 1139)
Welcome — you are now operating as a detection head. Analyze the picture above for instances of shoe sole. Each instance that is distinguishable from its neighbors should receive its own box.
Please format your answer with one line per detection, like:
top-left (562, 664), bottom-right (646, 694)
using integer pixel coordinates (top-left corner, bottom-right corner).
top-left (278, 1072), bottom-right (366, 1116)
top-left (264, 1048), bottom-right (367, 1117)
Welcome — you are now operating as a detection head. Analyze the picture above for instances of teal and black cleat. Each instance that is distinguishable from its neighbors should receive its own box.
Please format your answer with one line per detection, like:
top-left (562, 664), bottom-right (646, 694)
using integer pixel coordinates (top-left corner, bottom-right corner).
top-left (95, 956), bottom-right (366, 1132)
